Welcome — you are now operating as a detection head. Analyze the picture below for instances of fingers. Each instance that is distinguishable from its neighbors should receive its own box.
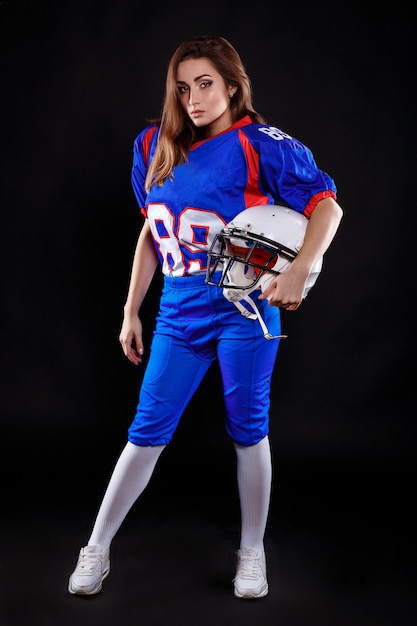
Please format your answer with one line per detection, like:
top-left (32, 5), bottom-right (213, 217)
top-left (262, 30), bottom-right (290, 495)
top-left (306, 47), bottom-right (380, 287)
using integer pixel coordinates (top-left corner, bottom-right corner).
top-left (260, 291), bottom-right (300, 310)
top-left (270, 299), bottom-right (300, 310)
top-left (258, 282), bottom-right (274, 301)
top-left (280, 302), bottom-right (300, 311)
top-left (127, 344), bottom-right (143, 365)
top-left (119, 334), bottom-right (143, 365)
top-left (259, 278), bottom-right (302, 310)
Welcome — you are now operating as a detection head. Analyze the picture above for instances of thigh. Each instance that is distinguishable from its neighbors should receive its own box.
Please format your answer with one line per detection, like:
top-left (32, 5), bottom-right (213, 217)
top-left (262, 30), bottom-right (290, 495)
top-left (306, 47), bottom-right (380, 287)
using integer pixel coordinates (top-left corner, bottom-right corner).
top-left (128, 332), bottom-right (213, 446)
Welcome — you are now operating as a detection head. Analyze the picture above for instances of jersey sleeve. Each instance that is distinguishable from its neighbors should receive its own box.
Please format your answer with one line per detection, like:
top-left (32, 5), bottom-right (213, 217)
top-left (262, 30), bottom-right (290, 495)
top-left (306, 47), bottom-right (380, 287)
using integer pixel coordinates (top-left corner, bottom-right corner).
top-left (131, 124), bottom-right (159, 215)
top-left (242, 125), bottom-right (337, 218)
top-left (268, 141), bottom-right (337, 217)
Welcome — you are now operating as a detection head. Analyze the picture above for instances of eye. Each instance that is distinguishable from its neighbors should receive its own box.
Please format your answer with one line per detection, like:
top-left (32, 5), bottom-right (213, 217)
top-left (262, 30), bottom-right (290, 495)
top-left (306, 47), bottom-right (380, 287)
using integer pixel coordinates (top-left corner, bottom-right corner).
top-left (200, 81), bottom-right (212, 89)
top-left (178, 85), bottom-right (189, 94)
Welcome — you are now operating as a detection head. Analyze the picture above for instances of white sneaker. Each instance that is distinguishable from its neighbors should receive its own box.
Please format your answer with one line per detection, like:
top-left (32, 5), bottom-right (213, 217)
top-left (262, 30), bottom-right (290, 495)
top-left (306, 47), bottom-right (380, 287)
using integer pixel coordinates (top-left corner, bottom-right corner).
top-left (233, 548), bottom-right (268, 599)
top-left (68, 545), bottom-right (110, 595)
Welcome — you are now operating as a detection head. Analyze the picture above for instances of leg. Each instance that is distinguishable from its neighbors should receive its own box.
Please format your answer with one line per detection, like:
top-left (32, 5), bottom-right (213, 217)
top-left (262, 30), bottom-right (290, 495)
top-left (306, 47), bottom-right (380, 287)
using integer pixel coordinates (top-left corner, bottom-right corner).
top-left (217, 330), bottom-right (279, 551)
top-left (232, 437), bottom-right (271, 599)
top-left (68, 442), bottom-right (164, 596)
top-left (217, 317), bottom-right (280, 599)
top-left (91, 330), bottom-right (213, 544)
top-left (88, 441), bottom-right (165, 548)
top-left (234, 435), bottom-right (272, 552)
top-left (69, 331), bottom-right (213, 595)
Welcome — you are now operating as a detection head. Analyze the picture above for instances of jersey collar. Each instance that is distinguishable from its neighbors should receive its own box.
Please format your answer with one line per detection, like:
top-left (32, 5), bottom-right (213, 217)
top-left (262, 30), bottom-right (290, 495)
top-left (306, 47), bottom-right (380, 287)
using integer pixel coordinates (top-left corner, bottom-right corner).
top-left (191, 115), bottom-right (252, 150)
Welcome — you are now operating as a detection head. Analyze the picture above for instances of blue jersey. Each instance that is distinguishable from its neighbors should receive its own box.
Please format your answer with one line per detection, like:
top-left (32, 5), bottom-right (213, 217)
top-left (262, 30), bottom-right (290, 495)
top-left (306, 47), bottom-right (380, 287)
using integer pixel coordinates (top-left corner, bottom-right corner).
top-left (131, 115), bottom-right (337, 278)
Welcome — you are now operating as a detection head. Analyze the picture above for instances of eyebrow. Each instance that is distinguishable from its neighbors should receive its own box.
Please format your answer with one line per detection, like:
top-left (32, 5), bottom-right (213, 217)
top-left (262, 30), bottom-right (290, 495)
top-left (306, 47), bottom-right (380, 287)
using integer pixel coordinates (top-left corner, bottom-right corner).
top-left (177, 73), bottom-right (213, 85)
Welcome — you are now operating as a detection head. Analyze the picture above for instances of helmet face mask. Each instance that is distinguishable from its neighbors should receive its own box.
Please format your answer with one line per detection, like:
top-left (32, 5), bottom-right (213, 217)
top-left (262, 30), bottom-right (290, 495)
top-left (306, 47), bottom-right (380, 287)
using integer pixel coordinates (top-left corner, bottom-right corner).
top-left (207, 228), bottom-right (293, 301)
top-left (206, 204), bottom-right (322, 302)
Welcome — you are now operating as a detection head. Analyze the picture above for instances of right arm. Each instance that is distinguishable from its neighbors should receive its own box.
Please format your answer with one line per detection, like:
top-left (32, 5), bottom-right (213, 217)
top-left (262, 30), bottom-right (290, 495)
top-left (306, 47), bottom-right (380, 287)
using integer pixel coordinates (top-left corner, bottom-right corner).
top-left (119, 219), bottom-right (159, 365)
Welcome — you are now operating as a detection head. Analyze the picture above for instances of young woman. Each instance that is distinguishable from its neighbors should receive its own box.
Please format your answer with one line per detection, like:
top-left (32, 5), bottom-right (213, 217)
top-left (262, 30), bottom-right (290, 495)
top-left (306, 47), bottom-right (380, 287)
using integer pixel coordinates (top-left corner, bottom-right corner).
top-left (68, 35), bottom-right (343, 600)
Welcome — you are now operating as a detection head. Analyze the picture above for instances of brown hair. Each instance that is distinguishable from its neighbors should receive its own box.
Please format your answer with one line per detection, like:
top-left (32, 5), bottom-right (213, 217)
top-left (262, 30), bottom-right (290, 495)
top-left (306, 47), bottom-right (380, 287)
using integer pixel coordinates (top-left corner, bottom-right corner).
top-left (145, 35), bottom-right (266, 191)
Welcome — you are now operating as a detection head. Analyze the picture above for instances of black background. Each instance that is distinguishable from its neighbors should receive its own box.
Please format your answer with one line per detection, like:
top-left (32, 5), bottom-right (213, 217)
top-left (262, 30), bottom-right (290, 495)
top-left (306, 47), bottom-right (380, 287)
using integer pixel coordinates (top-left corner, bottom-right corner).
top-left (0, 1), bottom-right (415, 625)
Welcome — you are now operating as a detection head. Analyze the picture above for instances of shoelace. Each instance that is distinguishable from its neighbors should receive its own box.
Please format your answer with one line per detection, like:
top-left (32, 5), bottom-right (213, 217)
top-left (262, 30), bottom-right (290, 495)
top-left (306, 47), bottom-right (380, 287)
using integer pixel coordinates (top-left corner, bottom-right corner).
top-left (76, 550), bottom-right (102, 575)
top-left (237, 554), bottom-right (263, 580)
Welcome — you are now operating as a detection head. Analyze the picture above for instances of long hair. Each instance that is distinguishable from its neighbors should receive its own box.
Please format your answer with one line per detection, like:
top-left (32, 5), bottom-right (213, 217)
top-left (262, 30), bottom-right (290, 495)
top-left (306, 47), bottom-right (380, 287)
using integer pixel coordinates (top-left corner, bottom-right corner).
top-left (145, 35), bottom-right (266, 191)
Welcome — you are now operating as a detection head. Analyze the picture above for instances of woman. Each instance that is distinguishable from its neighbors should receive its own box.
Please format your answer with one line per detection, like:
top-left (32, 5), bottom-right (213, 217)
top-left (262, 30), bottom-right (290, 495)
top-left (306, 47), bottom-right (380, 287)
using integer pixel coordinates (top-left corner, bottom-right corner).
top-left (68, 35), bottom-right (343, 600)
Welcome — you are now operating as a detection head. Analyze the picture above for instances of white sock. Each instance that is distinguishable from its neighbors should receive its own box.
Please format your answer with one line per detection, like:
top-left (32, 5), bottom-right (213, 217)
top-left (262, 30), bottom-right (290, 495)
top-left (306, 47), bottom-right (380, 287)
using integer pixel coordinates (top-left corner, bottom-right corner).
top-left (88, 441), bottom-right (165, 549)
top-left (234, 435), bottom-right (272, 552)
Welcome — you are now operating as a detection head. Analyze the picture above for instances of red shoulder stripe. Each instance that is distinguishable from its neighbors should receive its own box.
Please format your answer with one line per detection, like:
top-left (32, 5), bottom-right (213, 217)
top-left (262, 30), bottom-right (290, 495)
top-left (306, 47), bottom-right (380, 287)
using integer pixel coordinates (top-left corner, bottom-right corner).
top-left (237, 129), bottom-right (269, 208)
top-left (142, 126), bottom-right (158, 168)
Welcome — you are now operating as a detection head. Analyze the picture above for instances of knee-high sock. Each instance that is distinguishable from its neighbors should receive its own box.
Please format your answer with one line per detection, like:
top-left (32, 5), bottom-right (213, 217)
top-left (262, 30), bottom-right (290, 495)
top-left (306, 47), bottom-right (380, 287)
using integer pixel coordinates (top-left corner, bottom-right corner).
top-left (88, 441), bottom-right (165, 549)
top-left (234, 435), bottom-right (272, 552)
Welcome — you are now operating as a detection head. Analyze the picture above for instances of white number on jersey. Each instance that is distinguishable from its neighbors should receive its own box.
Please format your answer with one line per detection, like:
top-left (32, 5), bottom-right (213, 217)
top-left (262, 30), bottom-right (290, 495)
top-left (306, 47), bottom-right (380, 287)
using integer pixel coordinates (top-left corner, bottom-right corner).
top-left (148, 203), bottom-right (225, 276)
top-left (258, 126), bottom-right (292, 141)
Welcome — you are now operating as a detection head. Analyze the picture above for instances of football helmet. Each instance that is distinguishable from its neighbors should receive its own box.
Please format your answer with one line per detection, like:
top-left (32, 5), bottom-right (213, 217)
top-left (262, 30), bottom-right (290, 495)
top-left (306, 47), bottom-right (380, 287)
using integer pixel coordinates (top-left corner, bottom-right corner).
top-left (206, 204), bottom-right (323, 339)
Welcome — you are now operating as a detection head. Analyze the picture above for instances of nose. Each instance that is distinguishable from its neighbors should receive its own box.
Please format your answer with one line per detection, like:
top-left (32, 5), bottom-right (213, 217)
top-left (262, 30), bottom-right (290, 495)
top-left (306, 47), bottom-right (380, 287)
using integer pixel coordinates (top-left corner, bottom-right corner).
top-left (188, 88), bottom-right (199, 106)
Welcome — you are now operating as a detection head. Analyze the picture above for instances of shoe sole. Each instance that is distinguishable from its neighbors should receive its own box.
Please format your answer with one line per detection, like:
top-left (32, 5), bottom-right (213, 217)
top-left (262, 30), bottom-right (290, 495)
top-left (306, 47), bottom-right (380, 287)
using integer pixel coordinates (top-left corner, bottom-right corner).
top-left (68, 566), bottom-right (110, 596)
top-left (234, 583), bottom-right (269, 599)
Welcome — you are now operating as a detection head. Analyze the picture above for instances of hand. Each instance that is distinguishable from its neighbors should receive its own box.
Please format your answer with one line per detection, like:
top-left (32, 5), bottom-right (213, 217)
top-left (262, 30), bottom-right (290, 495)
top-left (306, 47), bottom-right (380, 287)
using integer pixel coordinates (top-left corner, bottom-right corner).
top-left (258, 267), bottom-right (306, 311)
top-left (119, 313), bottom-right (144, 365)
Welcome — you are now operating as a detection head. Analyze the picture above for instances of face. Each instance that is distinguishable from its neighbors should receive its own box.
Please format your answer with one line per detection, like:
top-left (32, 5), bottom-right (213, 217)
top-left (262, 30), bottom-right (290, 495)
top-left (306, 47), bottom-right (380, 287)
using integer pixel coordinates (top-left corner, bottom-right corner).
top-left (176, 58), bottom-right (235, 137)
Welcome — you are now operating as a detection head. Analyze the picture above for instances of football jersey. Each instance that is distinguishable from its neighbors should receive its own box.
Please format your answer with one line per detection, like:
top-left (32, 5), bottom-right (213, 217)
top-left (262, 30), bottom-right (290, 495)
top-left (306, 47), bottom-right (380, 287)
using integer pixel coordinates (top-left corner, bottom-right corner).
top-left (131, 115), bottom-right (337, 278)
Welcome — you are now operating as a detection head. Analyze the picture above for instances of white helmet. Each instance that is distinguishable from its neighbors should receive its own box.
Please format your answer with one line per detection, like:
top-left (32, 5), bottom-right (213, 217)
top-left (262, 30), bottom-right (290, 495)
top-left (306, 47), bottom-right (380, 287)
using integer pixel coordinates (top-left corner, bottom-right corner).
top-left (206, 204), bottom-right (323, 339)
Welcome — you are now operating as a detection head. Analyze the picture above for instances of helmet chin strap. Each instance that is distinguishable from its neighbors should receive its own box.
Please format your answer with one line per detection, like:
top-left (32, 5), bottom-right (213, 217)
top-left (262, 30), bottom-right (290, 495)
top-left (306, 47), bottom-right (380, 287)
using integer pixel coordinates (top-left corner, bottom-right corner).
top-left (232, 295), bottom-right (287, 341)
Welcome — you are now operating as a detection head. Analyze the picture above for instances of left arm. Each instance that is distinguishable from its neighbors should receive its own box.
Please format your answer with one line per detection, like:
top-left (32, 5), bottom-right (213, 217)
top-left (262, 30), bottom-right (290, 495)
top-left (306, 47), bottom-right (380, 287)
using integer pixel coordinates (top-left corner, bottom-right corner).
top-left (259, 196), bottom-right (343, 310)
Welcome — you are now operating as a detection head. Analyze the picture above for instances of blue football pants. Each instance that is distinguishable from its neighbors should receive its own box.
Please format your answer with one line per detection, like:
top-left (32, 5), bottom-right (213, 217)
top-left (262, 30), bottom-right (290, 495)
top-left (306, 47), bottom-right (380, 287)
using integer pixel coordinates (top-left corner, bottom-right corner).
top-left (128, 273), bottom-right (281, 447)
